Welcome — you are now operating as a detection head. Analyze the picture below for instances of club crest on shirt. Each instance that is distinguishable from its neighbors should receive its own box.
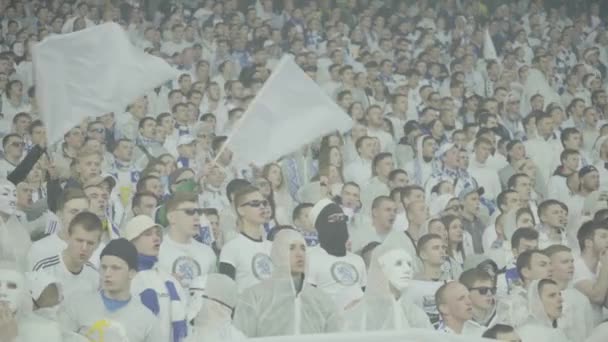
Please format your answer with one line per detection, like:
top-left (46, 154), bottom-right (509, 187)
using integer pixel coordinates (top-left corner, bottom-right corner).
top-left (251, 253), bottom-right (273, 280)
top-left (330, 261), bottom-right (359, 286)
top-left (172, 256), bottom-right (202, 288)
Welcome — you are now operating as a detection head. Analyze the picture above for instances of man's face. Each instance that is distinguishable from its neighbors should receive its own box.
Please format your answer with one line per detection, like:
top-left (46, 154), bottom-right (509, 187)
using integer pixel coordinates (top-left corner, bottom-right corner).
top-left (341, 185), bottom-right (360, 208)
top-left (140, 120), bottom-right (156, 139)
top-left (550, 251), bottom-right (574, 283)
top-left (144, 178), bottom-right (163, 198)
top-left (358, 138), bottom-right (376, 159)
top-left (564, 133), bottom-right (582, 150)
top-left (87, 123), bottom-right (105, 142)
top-left (540, 283), bottom-right (563, 321)
top-left (78, 155), bottom-right (102, 181)
top-left (134, 195), bottom-right (157, 218)
top-left (373, 200), bottom-right (397, 229)
top-left (14, 116), bottom-right (31, 134)
top-left (5, 136), bottom-right (24, 159)
top-left (422, 238), bottom-right (447, 265)
top-left (367, 107), bottom-right (384, 127)
top-left (537, 117), bottom-right (554, 137)
top-left (67, 225), bottom-right (101, 264)
top-left (443, 148), bottom-right (459, 168)
top-left (114, 141), bottom-right (134, 162)
top-left (389, 173), bottom-right (409, 189)
top-left (514, 176), bottom-right (532, 199)
top-left (168, 201), bottom-right (200, 237)
top-left (463, 192), bottom-right (480, 215)
top-left (376, 157), bottom-right (394, 179)
top-left (84, 186), bottom-right (109, 218)
top-left (581, 172), bottom-right (600, 192)
top-left (541, 204), bottom-right (562, 228)
top-left (502, 193), bottom-right (520, 212)
top-left (132, 227), bottom-right (162, 257)
top-left (525, 253), bottom-right (552, 281)
top-left (289, 240), bottom-right (307, 274)
top-left (100, 256), bottom-right (134, 293)
top-left (61, 198), bottom-right (89, 228)
top-left (591, 228), bottom-right (608, 254)
top-left (406, 201), bottom-right (427, 225)
top-left (468, 279), bottom-right (495, 311)
top-left (15, 183), bottom-right (32, 210)
top-left (475, 143), bottom-right (491, 163)
top-left (443, 283), bottom-right (473, 322)
top-left (563, 153), bottom-right (580, 172)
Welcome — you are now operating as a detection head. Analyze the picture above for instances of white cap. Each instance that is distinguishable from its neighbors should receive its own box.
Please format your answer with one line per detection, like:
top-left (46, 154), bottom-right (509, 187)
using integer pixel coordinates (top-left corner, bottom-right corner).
top-left (177, 135), bottom-right (195, 147)
top-left (26, 271), bottom-right (60, 300)
top-left (124, 215), bottom-right (161, 241)
top-left (308, 198), bottom-right (334, 227)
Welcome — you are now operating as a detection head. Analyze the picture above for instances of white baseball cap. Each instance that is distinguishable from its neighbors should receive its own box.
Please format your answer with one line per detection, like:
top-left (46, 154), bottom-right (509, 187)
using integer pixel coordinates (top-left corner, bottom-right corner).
top-left (124, 215), bottom-right (162, 241)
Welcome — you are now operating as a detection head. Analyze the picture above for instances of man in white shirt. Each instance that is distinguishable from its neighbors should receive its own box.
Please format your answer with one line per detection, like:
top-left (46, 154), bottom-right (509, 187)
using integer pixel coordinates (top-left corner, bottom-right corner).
top-left (360, 152), bottom-right (393, 213)
top-left (161, 24), bottom-right (191, 57)
top-left (158, 193), bottom-right (216, 291)
top-left (344, 136), bottom-right (376, 186)
top-left (536, 199), bottom-right (570, 249)
top-left (436, 281), bottom-right (484, 336)
top-left (365, 105), bottom-right (396, 154)
top-left (468, 137), bottom-right (501, 201)
top-left (459, 268), bottom-right (498, 328)
top-left (59, 238), bottom-right (162, 342)
top-left (32, 212), bottom-right (101, 298)
top-left (28, 189), bottom-right (90, 269)
top-left (524, 111), bottom-right (561, 183)
top-left (573, 220), bottom-right (608, 326)
top-left (351, 196), bottom-right (396, 253)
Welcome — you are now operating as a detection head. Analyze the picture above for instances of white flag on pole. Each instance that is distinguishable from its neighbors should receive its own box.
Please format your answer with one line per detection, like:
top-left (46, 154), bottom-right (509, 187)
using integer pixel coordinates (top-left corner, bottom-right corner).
top-left (33, 23), bottom-right (179, 145)
top-left (222, 56), bottom-right (353, 166)
top-left (483, 29), bottom-right (497, 60)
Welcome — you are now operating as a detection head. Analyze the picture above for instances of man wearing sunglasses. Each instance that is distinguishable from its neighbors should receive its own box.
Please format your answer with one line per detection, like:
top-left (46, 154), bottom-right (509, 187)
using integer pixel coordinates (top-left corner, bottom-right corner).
top-left (0, 133), bottom-right (24, 178)
top-left (460, 268), bottom-right (497, 328)
top-left (158, 193), bottom-right (216, 292)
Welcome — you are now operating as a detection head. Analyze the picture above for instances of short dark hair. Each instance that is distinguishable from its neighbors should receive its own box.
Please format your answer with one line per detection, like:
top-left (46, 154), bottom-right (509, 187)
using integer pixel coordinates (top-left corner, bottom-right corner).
top-left (496, 190), bottom-right (517, 212)
top-left (57, 188), bottom-right (89, 212)
top-left (507, 173), bottom-right (529, 189)
top-left (560, 127), bottom-right (580, 146)
top-left (2, 133), bottom-right (21, 148)
top-left (577, 220), bottom-right (608, 251)
top-left (511, 227), bottom-right (539, 250)
top-left (292, 202), bottom-right (313, 222)
top-left (68, 211), bottom-right (102, 235)
top-left (416, 233), bottom-right (443, 256)
top-left (226, 178), bottom-right (251, 203)
top-left (136, 175), bottom-right (160, 193)
top-left (388, 169), bottom-right (407, 182)
top-left (459, 268), bottom-right (494, 289)
top-left (131, 191), bottom-right (158, 211)
top-left (166, 192), bottom-right (198, 213)
top-left (482, 324), bottom-right (516, 339)
top-left (537, 199), bottom-right (563, 221)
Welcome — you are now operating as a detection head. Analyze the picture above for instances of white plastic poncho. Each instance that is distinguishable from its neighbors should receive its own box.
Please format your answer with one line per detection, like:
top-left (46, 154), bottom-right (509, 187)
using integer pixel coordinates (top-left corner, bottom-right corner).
top-left (558, 288), bottom-right (595, 342)
top-left (344, 232), bottom-right (432, 331)
top-left (516, 280), bottom-right (570, 342)
top-left (188, 273), bottom-right (246, 342)
top-left (233, 229), bottom-right (342, 337)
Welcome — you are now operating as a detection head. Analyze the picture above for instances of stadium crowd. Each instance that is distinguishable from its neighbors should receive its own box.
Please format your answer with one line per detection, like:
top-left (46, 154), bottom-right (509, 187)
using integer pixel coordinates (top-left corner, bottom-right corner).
top-left (1, 0), bottom-right (608, 341)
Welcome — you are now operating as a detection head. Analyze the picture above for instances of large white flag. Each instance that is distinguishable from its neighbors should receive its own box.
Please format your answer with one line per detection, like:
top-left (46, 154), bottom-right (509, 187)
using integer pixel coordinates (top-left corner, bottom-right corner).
top-left (222, 56), bottom-right (353, 166)
top-left (33, 23), bottom-right (179, 144)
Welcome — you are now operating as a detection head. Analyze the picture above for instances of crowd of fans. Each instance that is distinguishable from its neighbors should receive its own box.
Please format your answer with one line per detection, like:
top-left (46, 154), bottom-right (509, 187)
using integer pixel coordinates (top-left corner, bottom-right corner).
top-left (1, 0), bottom-right (608, 341)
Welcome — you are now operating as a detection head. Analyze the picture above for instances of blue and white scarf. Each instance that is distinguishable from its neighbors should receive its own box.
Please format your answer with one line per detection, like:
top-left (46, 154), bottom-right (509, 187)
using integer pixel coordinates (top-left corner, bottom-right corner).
top-left (138, 255), bottom-right (188, 342)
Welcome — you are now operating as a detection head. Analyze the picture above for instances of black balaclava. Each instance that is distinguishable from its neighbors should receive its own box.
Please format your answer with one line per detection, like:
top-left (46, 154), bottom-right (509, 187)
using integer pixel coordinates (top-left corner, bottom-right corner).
top-left (315, 203), bottom-right (349, 257)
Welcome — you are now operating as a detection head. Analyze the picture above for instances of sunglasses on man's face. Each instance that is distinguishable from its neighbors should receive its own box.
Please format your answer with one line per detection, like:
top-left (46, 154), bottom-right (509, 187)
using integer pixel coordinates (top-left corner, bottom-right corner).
top-left (89, 128), bottom-right (104, 134)
top-left (470, 287), bottom-right (496, 296)
top-left (176, 208), bottom-right (204, 216)
top-left (10, 141), bottom-right (23, 148)
top-left (239, 200), bottom-right (269, 208)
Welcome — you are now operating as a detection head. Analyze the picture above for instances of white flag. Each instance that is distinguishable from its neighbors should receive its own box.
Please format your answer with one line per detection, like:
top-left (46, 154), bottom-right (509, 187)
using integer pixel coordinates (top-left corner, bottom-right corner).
top-left (33, 23), bottom-right (179, 144)
top-left (483, 29), bottom-right (497, 60)
top-left (222, 56), bottom-right (353, 166)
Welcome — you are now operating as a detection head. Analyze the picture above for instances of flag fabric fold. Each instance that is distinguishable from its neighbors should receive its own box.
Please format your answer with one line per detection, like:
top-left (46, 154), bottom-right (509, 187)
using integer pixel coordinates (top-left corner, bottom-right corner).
top-left (221, 56), bottom-right (353, 166)
top-left (33, 23), bottom-right (179, 145)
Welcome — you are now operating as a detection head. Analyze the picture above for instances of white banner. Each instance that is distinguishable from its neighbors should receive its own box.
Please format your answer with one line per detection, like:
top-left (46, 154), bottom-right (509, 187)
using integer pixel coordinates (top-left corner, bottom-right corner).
top-left (33, 23), bottom-right (179, 144)
top-left (250, 330), bottom-right (492, 342)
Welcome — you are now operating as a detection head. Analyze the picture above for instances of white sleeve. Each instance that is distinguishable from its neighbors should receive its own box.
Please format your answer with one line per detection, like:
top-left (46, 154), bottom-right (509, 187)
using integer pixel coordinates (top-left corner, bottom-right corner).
top-left (573, 258), bottom-right (595, 285)
top-left (219, 240), bottom-right (238, 267)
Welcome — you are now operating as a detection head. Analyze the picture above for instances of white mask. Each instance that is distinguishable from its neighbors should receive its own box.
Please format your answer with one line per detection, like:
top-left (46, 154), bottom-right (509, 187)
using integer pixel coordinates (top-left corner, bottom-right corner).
top-left (0, 268), bottom-right (24, 313)
top-left (0, 182), bottom-right (17, 216)
top-left (379, 249), bottom-right (413, 291)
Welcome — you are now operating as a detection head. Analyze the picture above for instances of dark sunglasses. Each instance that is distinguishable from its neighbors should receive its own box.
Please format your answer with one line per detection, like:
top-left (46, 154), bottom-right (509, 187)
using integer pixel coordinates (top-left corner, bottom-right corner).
top-left (177, 208), bottom-right (204, 216)
top-left (89, 128), bottom-right (105, 134)
top-left (470, 287), bottom-right (496, 295)
top-left (240, 200), bottom-right (269, 208)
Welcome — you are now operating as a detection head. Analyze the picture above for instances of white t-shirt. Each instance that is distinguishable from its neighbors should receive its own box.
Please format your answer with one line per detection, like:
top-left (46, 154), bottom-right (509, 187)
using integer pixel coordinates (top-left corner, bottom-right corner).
top-left (158, 235), bottom-right (217, 291)
top-left (306, 247), bottom-right (367, 310)
top-left (28, 233), bottom-right (104, 270)
top-left (402, 279), bottom-right (444, 328)
top-left (572, 256), bottom-right (603, 325)
top-left (32, 253), bottom-right (99, 298)
top-left (219, 233), bottom-right (273, 293)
